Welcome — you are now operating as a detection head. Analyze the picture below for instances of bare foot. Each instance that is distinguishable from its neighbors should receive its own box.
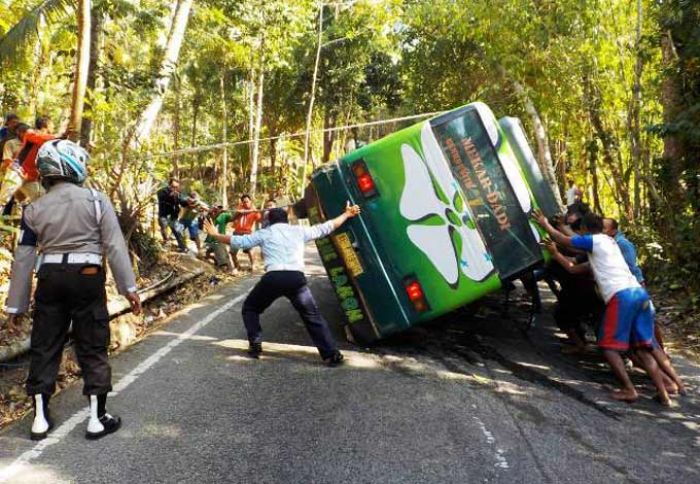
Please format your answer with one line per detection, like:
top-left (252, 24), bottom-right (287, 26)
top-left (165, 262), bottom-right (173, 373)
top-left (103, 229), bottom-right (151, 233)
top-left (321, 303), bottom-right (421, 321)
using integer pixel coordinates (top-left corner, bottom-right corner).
top-left (611, 389), bottom-right (638, 403)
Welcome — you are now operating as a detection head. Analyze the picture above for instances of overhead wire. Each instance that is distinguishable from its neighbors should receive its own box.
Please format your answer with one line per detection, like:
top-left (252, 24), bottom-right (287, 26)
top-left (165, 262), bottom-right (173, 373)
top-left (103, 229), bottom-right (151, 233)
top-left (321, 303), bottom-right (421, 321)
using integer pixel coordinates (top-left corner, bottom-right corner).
top-left (142, 110), bottom-right (445, 160)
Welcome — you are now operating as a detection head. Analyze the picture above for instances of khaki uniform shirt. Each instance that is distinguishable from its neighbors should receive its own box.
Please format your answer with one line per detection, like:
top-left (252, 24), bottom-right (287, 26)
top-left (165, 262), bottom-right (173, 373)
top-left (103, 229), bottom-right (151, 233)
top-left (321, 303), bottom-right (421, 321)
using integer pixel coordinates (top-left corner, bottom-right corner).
top-left (5, 182), bottom-right (137, 314)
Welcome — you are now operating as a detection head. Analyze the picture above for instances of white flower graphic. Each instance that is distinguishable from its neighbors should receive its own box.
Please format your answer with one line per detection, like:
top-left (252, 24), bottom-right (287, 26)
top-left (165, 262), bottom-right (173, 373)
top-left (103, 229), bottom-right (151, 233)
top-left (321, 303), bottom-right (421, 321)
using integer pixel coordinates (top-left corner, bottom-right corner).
top-left (399, 123), bottom-right (494, 285)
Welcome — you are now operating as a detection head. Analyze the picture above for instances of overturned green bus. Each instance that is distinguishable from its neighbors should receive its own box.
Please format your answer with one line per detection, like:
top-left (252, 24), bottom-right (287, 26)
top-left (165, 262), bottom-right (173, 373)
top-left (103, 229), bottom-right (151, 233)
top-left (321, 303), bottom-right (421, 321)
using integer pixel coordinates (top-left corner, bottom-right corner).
top-left (306, 102), bottom-right (551, 344)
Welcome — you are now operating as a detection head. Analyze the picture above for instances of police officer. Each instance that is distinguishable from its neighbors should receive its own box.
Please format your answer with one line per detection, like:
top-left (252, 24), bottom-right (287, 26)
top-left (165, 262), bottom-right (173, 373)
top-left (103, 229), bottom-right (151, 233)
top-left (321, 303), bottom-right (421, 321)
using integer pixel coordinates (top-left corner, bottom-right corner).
top-left (4, 139), bottom-right (141, 441)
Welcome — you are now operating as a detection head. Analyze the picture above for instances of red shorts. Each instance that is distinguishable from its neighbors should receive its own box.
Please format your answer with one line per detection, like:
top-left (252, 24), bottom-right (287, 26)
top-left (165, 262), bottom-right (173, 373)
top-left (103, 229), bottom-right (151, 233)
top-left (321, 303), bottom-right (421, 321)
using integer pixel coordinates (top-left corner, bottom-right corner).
top-left (598, 288), bottom-right (654, 352)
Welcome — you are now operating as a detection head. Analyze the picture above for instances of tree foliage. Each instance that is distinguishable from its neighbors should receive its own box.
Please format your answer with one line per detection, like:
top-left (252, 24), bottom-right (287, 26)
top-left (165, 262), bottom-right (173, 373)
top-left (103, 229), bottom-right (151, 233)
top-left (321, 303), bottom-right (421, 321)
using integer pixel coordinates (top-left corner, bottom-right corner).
top-left (0, 0), bottom-right (697, 289)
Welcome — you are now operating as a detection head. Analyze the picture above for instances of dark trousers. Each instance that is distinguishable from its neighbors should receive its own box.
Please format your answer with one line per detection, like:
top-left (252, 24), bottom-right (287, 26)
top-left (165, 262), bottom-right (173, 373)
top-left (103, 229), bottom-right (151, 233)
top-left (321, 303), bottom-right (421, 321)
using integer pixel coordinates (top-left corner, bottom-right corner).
top-left (158, 215), bottom-right (187, 251)
top-left (242, 271), bottom-right (338, 358)
top-left (26, 264), bottom-right (112, 396)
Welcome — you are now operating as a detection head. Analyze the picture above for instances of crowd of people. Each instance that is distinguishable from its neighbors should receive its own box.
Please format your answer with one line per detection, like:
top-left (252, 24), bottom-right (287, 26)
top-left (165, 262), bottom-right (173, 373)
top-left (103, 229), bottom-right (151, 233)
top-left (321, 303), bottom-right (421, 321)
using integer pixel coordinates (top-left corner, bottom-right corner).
top-left (531, 196), bottom-right (685, 407)
top-left (156, 178), bottom-right (282, 275)
top-left (0, 113), bottom-right (55, 216)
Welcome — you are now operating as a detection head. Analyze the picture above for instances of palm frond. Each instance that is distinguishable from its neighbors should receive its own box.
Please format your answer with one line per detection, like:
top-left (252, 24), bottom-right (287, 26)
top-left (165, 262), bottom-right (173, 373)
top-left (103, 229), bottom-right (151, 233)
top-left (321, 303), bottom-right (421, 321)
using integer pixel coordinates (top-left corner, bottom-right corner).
top-left (0, 0), bottom-right (74, 66)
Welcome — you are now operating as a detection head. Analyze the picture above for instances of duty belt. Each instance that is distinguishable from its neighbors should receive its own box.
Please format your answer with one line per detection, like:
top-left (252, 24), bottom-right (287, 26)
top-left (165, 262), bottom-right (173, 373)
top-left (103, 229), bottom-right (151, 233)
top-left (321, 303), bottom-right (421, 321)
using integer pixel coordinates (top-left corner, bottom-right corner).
top-left (40, 253), bottom-right (103, 266)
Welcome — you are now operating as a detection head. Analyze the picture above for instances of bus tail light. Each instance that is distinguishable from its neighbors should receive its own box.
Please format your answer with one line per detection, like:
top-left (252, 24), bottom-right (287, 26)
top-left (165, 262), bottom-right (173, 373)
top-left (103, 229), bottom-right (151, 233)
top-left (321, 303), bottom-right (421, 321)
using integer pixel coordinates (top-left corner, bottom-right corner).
top-left (404, 277), bottom-right (429, 312)
top-left (352, 160), bottom-right (377, 197)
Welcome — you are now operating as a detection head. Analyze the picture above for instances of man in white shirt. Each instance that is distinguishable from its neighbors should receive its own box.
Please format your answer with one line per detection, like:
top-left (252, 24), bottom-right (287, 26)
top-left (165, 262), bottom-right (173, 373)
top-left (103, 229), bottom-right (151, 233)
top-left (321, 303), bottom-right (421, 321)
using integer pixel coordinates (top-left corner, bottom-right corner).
top-left (204, 202), bottom-right (361, 365)
top-left (532, 210), bottom-right (683, 406)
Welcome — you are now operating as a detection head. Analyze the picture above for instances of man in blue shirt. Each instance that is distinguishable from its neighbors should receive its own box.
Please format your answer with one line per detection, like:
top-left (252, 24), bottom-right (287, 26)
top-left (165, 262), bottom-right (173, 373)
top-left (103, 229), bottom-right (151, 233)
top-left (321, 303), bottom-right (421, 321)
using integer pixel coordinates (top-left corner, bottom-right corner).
top-left (603, 218), bottom-right (644, 285)
top-left (203, 202), bottom-right (361, 365)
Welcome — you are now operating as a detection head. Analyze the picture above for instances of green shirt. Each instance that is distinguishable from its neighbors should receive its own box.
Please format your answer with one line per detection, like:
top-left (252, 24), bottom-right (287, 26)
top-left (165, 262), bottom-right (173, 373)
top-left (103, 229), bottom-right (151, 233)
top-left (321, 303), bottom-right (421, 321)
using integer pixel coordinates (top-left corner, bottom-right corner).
top-left (205, 212), bottom-right (232, 244)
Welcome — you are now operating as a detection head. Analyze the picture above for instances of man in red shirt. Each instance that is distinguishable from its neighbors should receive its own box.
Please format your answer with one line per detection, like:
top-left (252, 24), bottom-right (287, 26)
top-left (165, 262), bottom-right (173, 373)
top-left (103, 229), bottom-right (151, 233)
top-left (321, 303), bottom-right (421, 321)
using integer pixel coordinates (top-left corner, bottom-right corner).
top-left (14, 116), bottom-right (55, 203)
top-left (231, 194), bottom-right (262, 271)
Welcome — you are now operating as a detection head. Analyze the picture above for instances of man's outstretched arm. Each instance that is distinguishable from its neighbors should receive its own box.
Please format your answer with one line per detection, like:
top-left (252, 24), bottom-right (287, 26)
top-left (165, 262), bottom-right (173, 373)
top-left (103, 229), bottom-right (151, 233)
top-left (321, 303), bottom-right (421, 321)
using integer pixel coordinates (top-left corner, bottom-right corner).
top-left (203, 219), bottom-right (263, 250)
top-left (303, 201), bottom-right (362, 242)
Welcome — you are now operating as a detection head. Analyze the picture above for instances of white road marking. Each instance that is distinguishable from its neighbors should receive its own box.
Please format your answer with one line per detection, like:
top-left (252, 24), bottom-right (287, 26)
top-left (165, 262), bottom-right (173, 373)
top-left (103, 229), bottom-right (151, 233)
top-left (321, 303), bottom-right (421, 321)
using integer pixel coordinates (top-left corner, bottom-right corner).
top-left (471, 404), bottom-right (509, 470)
top-left (0, 290), bottom-right (249, 483)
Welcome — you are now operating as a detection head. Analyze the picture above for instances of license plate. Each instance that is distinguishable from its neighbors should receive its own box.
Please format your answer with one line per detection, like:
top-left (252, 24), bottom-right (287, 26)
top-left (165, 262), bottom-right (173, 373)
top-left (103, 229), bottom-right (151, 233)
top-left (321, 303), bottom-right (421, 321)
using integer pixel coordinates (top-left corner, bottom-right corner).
top-left (333, 232), bottom-right (364, 277)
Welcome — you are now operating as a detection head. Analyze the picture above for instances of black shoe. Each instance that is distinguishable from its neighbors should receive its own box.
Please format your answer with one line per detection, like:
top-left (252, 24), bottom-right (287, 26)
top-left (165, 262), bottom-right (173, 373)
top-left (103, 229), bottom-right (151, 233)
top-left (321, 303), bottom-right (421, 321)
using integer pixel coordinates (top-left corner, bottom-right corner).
top-left (85, 414), bottom-right (122, 440)
top-left (248, 342), bottom-right (263, 359)
top-left (324, 351), bottom-right (344, 367)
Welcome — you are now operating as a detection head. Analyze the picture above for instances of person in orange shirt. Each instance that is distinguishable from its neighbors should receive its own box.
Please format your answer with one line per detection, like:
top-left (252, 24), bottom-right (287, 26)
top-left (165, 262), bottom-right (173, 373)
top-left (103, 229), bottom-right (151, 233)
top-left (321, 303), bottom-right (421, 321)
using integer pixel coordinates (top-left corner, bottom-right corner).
top-left (231, 194), bottom-right (262, 271)
top-left (6, 117), bottom-right (56, 209)
top-left (18, 117), bottom-right (55, 196)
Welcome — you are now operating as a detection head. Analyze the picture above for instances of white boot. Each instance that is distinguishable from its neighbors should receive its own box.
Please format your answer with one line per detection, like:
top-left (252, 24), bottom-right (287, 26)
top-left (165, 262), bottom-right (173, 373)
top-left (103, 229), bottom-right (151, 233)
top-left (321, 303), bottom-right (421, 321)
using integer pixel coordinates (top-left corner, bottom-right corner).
top-left (86, 395), bottom-right (104, 435)
top-left (85, 394), bottom-right (121, 440)
top-left (30, 394), bottom-right (52, 441)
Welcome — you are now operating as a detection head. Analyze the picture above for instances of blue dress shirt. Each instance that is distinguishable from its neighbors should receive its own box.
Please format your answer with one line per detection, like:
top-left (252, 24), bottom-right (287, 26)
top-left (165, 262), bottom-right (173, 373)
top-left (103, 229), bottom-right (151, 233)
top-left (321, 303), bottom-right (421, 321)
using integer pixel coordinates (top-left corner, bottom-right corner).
top-left (229, 221), bottom-right (335, 272)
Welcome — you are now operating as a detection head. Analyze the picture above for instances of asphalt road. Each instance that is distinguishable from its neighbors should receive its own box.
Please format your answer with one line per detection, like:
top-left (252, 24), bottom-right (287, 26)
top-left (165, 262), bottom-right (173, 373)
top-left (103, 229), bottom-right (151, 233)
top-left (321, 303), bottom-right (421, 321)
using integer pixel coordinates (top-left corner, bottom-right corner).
top-left (1, 248), bottom-right (699, 483)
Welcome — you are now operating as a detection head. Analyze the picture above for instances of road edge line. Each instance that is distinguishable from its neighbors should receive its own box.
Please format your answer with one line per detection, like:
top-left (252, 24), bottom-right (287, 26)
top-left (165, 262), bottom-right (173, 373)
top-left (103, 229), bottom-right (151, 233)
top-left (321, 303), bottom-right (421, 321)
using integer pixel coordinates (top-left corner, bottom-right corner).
top-left (0, 289), bottom-right (250, 483)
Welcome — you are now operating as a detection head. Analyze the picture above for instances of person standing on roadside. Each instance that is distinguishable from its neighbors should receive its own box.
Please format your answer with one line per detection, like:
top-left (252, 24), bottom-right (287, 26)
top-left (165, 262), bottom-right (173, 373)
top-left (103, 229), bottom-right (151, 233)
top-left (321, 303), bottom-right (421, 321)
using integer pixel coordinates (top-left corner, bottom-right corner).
top-left (231, 194), bottom-right (262, 271)
top-left (0, 113), bottom-right (20, 162)
top-left (179, 190), bottom-right (206, 254)
top-left (157, 178), bottom-right (188, 252)
top-left (260, 199), bottom-right (277, 229)
top-left (203, 202), bottom-right (361, 365)
top-left (4, 140), bottom-right (141, 441)
top-left (0, 121), bottom-right (26, 215)
top-left (14, 116), bottom-right (55, 203)
top-left (204, 203), bottom-right (236, 272)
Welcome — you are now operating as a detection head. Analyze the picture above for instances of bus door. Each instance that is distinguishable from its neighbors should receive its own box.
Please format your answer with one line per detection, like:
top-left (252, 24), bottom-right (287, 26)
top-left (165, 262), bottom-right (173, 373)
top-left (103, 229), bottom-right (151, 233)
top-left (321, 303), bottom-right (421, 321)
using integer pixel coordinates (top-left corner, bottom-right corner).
top-left (430, 106), bottom-right (543, 281)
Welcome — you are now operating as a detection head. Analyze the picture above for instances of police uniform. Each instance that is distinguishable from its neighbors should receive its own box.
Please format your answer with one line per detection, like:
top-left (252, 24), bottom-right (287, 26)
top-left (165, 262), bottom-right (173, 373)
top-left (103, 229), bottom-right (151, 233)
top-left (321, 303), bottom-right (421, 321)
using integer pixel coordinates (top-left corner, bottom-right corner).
top-left (5, 181), bottom-right (137, 439)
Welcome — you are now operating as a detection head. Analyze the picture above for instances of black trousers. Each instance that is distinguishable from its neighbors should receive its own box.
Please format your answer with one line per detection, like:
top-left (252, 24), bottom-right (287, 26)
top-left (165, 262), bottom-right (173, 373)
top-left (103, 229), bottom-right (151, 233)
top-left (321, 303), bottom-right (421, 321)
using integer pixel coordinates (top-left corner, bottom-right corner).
top-left (242, 271), bottom-right (338, 359)
top-left (26, 264), bottom-right (112, 396)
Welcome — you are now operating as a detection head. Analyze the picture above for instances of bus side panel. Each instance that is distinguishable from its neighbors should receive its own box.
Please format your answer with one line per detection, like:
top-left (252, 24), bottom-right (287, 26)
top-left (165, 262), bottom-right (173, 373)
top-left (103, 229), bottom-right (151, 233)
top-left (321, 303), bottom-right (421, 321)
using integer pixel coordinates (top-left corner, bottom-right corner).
top-left (308, 167), bottom-right (410, 340)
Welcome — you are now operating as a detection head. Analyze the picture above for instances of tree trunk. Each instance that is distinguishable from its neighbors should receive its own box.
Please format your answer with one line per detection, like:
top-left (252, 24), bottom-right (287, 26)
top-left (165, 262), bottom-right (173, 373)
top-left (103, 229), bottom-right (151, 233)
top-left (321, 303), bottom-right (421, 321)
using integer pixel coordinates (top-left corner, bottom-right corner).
top-left (67, 0), bottom-right (91, 141)
top-left (191, 96), bottom-right (198, 147)
top-left (587, 139), bottom-right (603, 215)
top-left (322, 110), bottom-right (335, 163)
top-left (249, 66), bottom-right (264, 197)
top-left (629, 0), bottom-right (644, 220)
top-left (270, 137), bottom-right (277, 173)
top-left (220, 73), bottom-right (228, 207)
top-left (172, 76), bottom-right (181, 177)
top-left (660, 31), bottom-right (686, 211)
top-left (79, 5), bottom-right (102, 148)
top-left (248, 65), bottom-right (255, 165)
top-left (300, 6), bottom-right (324, 198)
top-left (129, 0), bottom-right (193, 149)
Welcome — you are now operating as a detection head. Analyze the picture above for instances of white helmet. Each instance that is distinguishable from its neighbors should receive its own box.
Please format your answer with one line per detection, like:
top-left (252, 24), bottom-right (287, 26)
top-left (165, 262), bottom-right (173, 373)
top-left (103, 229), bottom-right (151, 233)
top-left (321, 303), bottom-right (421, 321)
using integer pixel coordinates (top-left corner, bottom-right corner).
top-left (36, 139), bottom-right (89, 185)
